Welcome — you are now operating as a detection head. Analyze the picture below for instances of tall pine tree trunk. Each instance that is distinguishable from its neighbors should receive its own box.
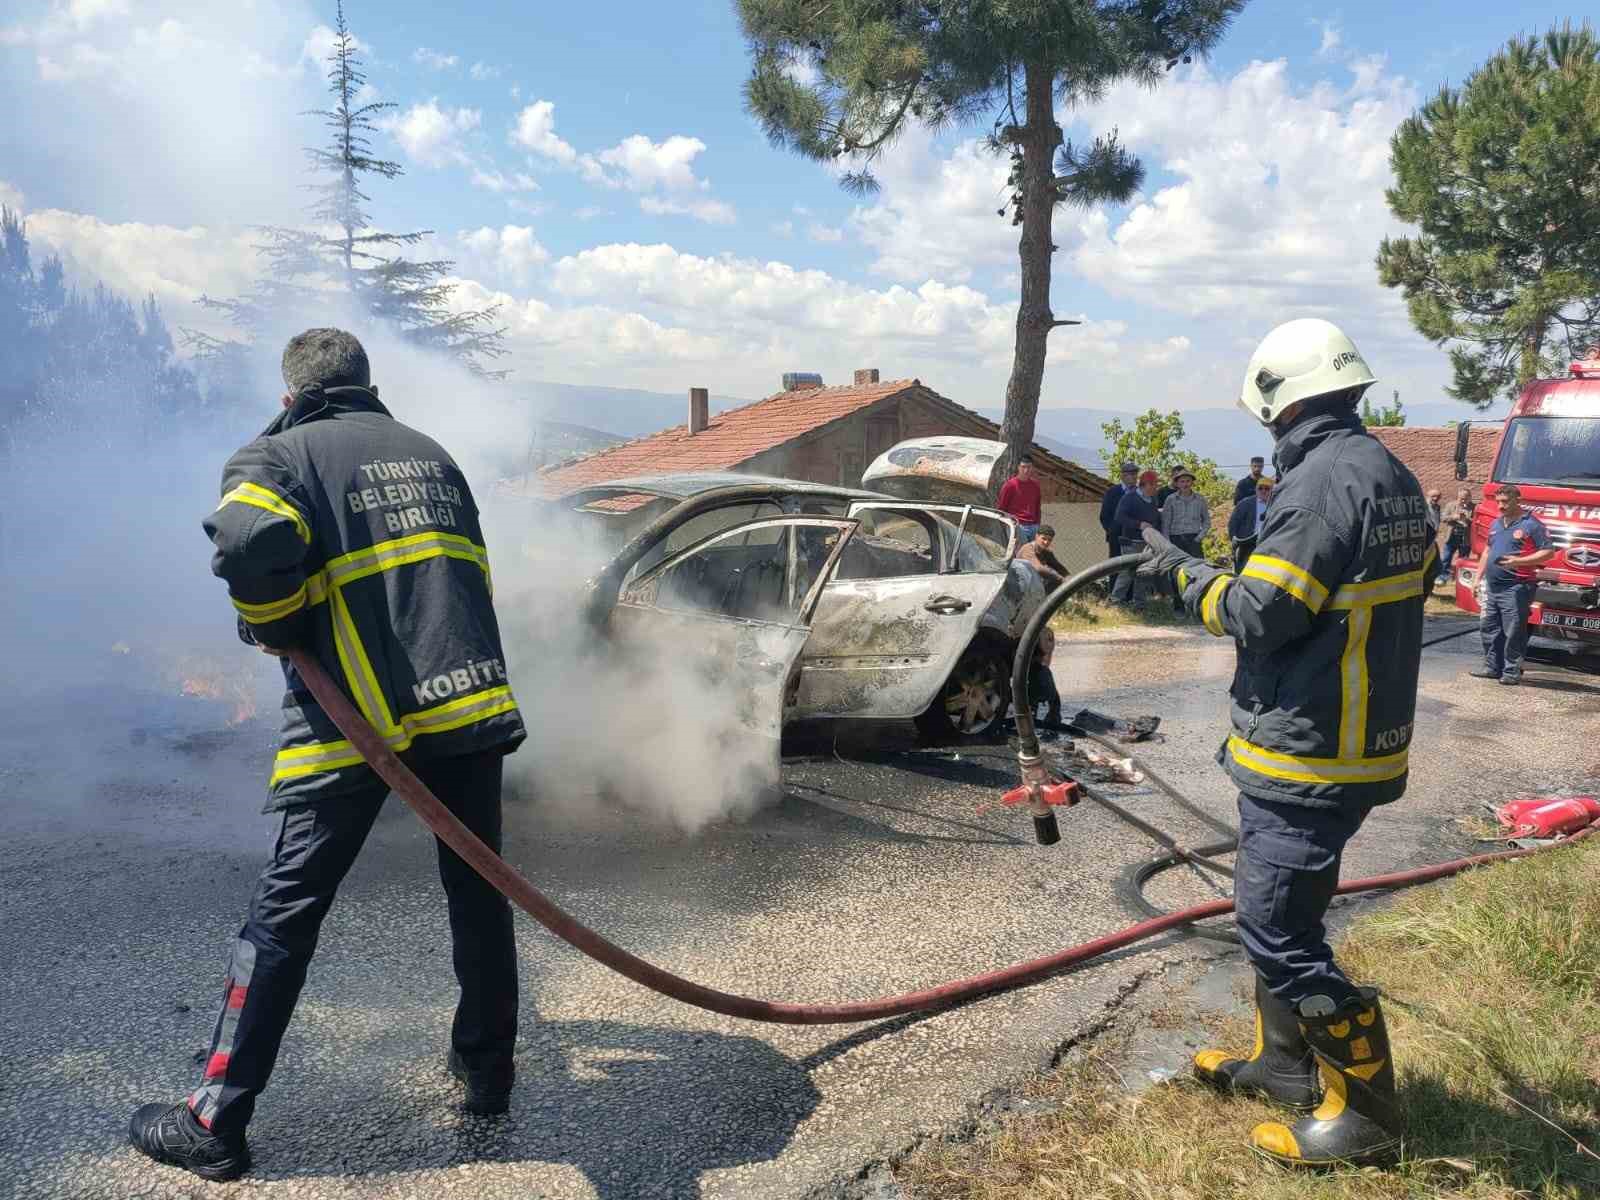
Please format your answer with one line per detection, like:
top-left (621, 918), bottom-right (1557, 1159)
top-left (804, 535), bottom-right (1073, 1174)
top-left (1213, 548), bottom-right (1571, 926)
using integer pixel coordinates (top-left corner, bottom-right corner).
top-left (998, 59), bottom-right (1063, 483)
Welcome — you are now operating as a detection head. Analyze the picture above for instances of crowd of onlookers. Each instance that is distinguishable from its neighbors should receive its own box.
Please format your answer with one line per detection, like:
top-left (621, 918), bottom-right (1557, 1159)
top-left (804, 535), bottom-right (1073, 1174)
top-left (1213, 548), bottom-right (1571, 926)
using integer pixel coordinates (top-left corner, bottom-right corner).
top-left (1093, 456), bottom-right (1280, 608)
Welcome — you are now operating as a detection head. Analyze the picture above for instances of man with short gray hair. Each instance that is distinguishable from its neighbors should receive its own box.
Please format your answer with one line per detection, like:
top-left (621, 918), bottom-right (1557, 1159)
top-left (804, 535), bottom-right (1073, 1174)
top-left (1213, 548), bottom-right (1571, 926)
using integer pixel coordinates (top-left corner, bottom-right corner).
top-left (129, 328), bottom-right (527, 1181)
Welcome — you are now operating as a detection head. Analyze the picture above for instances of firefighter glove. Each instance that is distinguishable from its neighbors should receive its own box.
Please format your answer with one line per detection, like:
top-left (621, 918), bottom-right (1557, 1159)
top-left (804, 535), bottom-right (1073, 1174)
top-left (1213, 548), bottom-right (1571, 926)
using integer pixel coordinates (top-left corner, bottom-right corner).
top-left (1138, 525), bottom-right (1195, 581)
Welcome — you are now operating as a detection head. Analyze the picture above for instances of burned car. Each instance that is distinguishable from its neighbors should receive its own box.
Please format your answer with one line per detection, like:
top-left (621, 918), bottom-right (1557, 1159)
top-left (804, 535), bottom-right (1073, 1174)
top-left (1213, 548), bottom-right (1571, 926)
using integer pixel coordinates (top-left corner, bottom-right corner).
top-left (560, 438), bottom-right (1048, 749)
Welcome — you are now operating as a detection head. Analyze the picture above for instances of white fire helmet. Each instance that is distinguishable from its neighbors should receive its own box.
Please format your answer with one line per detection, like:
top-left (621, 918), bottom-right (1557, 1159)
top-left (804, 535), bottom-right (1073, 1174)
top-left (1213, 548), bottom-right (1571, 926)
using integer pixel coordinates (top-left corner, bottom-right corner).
top-left (1239, 318), bottom-right (1377, 427)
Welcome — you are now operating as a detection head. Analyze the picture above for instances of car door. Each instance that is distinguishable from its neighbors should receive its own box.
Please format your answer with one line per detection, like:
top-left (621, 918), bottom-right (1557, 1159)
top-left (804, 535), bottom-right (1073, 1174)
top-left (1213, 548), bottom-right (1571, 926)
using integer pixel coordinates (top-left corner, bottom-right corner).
top-left (790, 502), bottom-right (1016, 720)
top-left (609, 515), bottom-right (856, 789)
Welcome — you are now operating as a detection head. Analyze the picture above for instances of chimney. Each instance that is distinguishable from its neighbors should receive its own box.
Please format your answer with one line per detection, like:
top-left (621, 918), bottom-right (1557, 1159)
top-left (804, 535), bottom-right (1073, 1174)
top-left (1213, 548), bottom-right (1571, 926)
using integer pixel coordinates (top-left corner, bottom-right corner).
top-left (782, 371), bottom-right (824, 392)
top-left (854, 368), bottom-right (880, 386)
top-left (688, 386), bottom-right (709, 435)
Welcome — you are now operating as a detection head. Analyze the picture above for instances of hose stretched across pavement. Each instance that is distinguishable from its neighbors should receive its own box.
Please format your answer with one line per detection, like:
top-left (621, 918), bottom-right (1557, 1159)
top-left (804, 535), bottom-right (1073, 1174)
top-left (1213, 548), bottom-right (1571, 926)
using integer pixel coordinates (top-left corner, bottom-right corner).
top-left (285, 639), bottom-right (1590, 1025)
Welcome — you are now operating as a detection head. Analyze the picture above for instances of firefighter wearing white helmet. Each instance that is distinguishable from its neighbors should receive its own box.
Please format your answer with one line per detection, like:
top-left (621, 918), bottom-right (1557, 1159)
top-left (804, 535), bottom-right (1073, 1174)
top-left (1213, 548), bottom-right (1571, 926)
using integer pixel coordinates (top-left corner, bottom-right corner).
top-left (1139, 317), bottom-right (1436, 1167)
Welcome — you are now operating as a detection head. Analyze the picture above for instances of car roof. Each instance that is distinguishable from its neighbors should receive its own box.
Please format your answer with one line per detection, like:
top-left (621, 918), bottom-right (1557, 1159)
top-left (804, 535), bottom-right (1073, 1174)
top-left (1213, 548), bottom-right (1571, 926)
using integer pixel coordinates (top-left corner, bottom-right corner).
top-left (561, 471), bottom-right (887, 503)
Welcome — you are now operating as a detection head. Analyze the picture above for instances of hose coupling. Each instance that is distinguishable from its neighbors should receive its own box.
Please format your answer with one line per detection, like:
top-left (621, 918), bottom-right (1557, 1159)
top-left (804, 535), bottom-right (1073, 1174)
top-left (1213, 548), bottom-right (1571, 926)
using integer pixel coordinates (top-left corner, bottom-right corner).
top-left (1000, 752), bottom-right (1079, 845)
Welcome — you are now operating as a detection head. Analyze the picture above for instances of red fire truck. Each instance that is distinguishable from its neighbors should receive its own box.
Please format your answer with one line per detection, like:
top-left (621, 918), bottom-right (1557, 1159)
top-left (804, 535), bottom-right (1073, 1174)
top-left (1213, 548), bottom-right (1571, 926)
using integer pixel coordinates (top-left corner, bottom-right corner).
top-left (1451, 353), bottom-right (1600, 664)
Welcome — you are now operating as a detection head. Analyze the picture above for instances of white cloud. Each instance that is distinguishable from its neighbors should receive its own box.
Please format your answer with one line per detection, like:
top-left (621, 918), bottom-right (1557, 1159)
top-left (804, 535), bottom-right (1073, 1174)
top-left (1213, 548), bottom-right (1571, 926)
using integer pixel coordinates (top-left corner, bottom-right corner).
top-left (6, 200), bottom-right (263, 336)
top-left (1068, 60), bottom-right (1412, 323)
top-left (4, 192), bottom-right (1183, 409)
top-left (1316, 20), bottom-right (1343, 59)
top-left (131, 18), bottom-right (204, 58)
top-left (807, 222), bottom-right (844, 243)
top-left (412, 46), bottom-right (457, 71)
top-left (591, 134), bottom-right (709, 193)
top-left (510, 100), bottom-right (578, 165)
top-left (469, 61), bottom-right (499, 81)
top-left (847, 127), bottom-right (1023, 284)
top-left (640, 196), bottom-right (736, 225)
top-left (771, 220), bottom-right (795, 239)
top-left (67, 0), bottom-right (127, 28)
top-left (301, 22), bottom-right (369, 70)
top-left (581, 134), bottom-right (736, 224)
top-left (458, 225), bottom-right (549, 285)
top-left (384, 99), bottom-right (481, 168)
top-left (470, 168), bottom-right (540, 194)
top-left (35, 41), bottom-right (113, 81)
top-left (573, 206), bottom-right (606, 221)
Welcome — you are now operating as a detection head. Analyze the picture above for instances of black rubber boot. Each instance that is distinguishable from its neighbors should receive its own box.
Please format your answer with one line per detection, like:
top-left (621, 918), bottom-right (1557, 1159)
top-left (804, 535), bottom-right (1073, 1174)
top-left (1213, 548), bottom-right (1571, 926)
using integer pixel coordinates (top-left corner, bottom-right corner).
top-left (1251, 989), bottom-right (1401, 1166)
top-left (128, 1101), bottom-right (250, 1182)
top-left (447, 1049), bottom-right (513, 1116)
top-left (1193, 972), bottom-right (1319, 1109)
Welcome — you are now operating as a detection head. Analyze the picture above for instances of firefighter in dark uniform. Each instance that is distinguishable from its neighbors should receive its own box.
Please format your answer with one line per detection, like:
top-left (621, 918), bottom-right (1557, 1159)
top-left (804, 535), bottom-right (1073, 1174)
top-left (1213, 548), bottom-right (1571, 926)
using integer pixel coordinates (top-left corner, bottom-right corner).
top-left (129, 329), bottom-right (527, 1182)
top-left (1140, 318), bottom-right (1437, 1166)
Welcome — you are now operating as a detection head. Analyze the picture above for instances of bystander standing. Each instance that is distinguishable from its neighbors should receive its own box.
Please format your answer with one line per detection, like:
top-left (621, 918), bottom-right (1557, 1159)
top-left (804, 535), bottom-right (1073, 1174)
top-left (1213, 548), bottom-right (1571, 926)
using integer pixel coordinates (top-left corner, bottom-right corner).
top-left (1469, 483), bottom-right (1554, 685)
top-left (998, 454), bottom-right (1043, 544)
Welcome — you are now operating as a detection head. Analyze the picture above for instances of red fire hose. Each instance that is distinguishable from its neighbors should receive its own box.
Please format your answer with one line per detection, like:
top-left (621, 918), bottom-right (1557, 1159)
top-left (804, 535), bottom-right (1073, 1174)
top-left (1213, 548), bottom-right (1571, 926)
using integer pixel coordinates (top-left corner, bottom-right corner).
top-left (286, 649), bottom-right (1592, 1026)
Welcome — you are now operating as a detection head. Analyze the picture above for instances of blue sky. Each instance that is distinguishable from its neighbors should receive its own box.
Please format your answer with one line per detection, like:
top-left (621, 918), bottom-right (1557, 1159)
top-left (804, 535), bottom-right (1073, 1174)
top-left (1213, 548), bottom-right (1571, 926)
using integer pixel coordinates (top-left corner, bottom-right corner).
top-left (0, 1), bottom-right (1583, 417)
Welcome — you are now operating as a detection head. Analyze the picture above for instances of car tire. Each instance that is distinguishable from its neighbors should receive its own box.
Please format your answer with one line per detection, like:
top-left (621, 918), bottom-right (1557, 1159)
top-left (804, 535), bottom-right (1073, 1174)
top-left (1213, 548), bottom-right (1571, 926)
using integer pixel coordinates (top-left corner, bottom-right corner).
top-left (914, 642), bottom-right (1012, 743)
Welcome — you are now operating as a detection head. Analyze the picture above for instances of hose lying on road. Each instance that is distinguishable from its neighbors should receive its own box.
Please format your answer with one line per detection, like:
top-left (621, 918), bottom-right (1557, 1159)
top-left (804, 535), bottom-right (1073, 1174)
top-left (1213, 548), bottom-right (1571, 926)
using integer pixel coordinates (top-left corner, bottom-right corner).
top-left (285, 646), bottom-right (1592, 1026)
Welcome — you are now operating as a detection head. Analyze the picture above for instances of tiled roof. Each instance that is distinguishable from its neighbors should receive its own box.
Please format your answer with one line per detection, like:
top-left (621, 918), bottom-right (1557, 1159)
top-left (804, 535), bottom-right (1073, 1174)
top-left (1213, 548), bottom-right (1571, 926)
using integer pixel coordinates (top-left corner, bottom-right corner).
top-left (533, 377), bottom-right (1112, 498)
top-left (1369, 425), bottom-right (1499, 496)
top-left (536, 378), bottom-right (918, 496)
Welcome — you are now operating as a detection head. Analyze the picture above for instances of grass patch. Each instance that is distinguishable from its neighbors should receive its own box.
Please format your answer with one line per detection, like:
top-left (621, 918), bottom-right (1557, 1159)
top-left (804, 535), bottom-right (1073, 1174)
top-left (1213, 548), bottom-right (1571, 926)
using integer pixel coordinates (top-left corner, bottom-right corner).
top-left (899, 834), bottom-right (1600, 1200)
top-left (1050, 589), bottom-right (1191, 634)
top-left (1426, 591), bottom-right (1464, 619)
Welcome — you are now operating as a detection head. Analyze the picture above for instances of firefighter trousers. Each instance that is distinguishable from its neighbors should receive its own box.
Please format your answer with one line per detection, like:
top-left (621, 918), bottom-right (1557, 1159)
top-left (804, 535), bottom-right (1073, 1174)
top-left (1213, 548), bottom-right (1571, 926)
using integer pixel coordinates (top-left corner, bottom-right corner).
top-left (1233, 791), bottom-right (1370, 1011)
top-left (186, 749), bottom-right (518, 1136)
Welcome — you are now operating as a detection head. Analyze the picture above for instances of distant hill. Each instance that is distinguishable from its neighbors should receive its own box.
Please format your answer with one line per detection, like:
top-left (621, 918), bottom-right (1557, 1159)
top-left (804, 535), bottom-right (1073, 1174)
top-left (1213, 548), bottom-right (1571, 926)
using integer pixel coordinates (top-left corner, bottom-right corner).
top-left (983, 399), bottom-right (1509, 476)
top-left (522, 381), bottom-right (749, 440)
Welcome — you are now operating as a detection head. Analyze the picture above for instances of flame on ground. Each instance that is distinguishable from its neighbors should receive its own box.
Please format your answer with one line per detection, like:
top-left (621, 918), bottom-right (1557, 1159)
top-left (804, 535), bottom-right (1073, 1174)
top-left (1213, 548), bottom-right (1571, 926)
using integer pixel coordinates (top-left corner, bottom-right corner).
top-left (173, 657), bottom-right (259, 726)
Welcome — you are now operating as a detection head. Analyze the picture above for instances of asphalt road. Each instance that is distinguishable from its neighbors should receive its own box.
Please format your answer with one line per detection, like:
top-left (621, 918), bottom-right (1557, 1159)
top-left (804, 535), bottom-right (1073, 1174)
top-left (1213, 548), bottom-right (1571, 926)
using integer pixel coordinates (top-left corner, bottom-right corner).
top-left (2, 619), bottom-right (1595, 1199)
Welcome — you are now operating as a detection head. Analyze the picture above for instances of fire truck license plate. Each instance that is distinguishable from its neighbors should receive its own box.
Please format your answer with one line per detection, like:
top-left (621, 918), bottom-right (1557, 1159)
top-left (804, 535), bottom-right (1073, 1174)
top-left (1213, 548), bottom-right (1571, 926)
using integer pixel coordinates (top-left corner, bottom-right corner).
top-left (1541, 612), bottom-right (1600, 630)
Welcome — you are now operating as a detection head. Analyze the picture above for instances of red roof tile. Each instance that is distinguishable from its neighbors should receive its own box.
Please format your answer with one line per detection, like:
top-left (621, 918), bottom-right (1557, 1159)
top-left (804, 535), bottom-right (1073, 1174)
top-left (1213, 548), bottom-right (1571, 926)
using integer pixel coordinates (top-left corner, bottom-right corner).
top-left (535, 377), bottom-right (919, 496)
top-left (530, 376), bottom-right (1111, 499)
top-left (1369, 425), bottom-right (1499, 497)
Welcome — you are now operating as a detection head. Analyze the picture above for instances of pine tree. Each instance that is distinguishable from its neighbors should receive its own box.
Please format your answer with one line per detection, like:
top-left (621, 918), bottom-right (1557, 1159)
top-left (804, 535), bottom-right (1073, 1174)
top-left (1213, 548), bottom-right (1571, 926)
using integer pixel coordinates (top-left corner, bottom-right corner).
top-left (1378, 22), bottom-right (1600, 408)
top-left (186, 1), bottom-right (508, 381)
top-left (737, 1), bottom-right (1243, 470)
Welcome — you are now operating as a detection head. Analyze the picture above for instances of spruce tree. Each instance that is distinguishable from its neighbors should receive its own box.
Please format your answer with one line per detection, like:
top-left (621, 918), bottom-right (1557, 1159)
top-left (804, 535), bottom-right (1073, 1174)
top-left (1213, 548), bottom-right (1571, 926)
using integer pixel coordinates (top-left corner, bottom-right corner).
top-left (187, 1), bottom-right (507, 382)
top-left (737, 1), bottom-right (1243, 469)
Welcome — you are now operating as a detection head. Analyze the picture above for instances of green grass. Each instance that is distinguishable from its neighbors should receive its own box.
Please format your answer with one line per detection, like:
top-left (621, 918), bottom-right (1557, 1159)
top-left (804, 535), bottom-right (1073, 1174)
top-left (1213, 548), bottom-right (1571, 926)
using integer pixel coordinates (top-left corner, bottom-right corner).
top-left (899, 834), bottom-right (1600, 1200)
top-left (1049, 590), bottom-right (1192, 634)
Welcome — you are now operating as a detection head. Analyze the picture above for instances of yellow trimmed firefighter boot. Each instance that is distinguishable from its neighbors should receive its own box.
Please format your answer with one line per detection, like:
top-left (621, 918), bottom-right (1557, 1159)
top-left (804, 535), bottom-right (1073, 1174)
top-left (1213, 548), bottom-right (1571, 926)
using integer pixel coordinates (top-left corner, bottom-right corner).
top-left (1193, 972), bottom-right (1319, 1109)
top-left (1252, 989), bottom-right (1400, 1166)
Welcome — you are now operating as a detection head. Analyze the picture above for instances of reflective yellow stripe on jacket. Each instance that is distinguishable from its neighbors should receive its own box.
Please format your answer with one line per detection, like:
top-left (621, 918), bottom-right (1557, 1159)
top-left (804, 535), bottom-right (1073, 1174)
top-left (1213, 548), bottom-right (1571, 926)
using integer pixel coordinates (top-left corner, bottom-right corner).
top-left (232, 583), bottom-right (308, 625)
top-left (1327, 566), bottom-right (1428, 759)
top-left (1241, 554), bottom-right (1330, 612)
top-left (270, 686), bottom-right (519, 785)
top-left (1200, 574), bottom-right (1232, 636)
top-left (217, 482), bottom-right (312, 544)
top-left (274, 529), bottom-right (507, 785)
top-left (1227, 736), bottom-right (1409, 785)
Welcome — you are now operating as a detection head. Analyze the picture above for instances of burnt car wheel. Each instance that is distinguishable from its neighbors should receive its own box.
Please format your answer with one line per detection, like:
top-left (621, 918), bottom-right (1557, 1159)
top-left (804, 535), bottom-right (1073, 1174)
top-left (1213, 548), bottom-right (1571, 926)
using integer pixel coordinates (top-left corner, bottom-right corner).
top-left (914, 642), bottom-right (1012, 742)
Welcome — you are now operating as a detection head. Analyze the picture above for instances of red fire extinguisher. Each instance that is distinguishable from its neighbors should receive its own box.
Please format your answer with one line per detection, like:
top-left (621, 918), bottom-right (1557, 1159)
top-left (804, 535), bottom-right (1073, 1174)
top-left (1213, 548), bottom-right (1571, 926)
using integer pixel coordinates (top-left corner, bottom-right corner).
top-left (1496, 795), bottom-right (1600, 838)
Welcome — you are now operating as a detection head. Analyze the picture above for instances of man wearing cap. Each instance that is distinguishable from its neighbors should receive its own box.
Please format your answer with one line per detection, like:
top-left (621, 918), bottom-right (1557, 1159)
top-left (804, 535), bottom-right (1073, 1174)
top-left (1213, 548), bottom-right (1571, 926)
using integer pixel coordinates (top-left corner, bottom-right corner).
top-left (1111, 469), bottom-right (1162, 604)
top-left (1228, 477), bottom-right (1273, 573)
top-left (1099, 462), bottom-right (1138, 562)
top-left (1234, 456), bottom-right (1266, 503)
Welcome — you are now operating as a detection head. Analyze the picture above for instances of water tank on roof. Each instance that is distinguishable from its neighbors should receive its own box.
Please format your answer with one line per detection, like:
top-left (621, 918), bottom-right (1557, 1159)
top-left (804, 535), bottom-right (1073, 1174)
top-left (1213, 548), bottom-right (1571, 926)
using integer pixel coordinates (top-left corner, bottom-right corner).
top-left (782, 372), bottom-right (824, 391)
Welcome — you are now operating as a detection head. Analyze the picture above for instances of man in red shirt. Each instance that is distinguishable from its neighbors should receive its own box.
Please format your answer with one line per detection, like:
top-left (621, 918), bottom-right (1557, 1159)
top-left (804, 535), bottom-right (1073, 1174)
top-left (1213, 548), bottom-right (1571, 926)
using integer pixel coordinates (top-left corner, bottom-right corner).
top-left (998, 454), bottom-right (1043, 543)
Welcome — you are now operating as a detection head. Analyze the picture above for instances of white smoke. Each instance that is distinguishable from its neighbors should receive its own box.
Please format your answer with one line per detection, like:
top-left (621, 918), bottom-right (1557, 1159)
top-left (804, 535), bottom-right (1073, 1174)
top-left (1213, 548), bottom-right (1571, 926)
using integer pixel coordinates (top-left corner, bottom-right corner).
top-left (354, 324), bottom-right (784, 833)
top-left (0, 306), bottom-right (780, 833)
